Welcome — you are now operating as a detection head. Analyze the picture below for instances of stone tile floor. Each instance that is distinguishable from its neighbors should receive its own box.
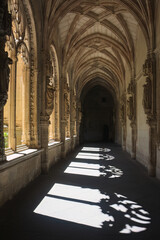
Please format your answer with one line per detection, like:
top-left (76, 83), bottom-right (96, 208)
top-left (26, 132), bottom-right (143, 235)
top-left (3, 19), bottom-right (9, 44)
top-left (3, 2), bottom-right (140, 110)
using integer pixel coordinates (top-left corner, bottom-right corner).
top-left (1, 143), bottom-right (160, 240)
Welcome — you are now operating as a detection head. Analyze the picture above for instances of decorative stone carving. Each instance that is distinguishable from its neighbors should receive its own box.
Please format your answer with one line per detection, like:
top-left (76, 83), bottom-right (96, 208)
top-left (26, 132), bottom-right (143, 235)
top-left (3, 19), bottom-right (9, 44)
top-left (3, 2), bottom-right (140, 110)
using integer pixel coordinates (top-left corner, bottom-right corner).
top-left (45, 53), bottom-right (55, 117)
top-left (120, 93), bottom-right (126, 126)
top-left (143, 77), bottom-right (152, 115)
top-left (0, 1), bottom-right (12, 37)
top-left (0, 1), bottom-right (12, 108)
top-left (0, 49), bottom-right (12, 107)
top-left (143, 55), bottom-right (153, 77)
top-left (142, 54), bottom-right (156, 123)
top-left (127, 81), bottom-right (136, 122)
top-left (22, 0), bottom-right (38, 145)
top-left (72, 95), bottom-right (77, 121)
top-left (143, 53), bottom-right (157, 176)
top-left (78, 102), bottom-right (82, 123)
top-left (0, 1), bottom-right (12, 161)
top-left (127, 96), bottom-right (134, 121)
top-left (64, 92), bottom-right (70, 121)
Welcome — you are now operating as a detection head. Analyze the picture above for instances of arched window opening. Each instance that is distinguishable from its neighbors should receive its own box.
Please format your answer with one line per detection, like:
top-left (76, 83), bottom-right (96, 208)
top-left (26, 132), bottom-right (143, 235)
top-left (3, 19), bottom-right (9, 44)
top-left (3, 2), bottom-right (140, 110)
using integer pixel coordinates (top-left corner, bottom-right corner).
top-left (16, 44), bottom-right (29, 147)
top-left (3, 0), bottom-right (37, 155)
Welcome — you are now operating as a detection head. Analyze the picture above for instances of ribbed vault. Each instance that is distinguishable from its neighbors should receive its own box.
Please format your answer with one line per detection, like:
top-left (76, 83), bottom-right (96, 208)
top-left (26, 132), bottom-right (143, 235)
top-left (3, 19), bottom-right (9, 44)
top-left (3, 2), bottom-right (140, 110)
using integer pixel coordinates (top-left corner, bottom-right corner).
top-left (42, 0), bottom-right (154, 99)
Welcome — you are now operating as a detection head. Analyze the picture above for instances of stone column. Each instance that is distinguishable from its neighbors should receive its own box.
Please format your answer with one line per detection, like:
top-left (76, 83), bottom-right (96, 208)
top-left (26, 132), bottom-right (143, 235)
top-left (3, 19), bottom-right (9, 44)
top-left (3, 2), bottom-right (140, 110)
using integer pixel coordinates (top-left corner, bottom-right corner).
top-left (76, 102), bottom-right (82, 146)
top-left (40, 115), bottom-right (50, 173)
top-left (70, 121), bottom-right (75, 150)
top-left (54, 84), bottom-right (60, 141)
top-left (9, 56), bottom-right (17, 151)
top-left (60, 120), bottom-right (66, 158)
top-left (0, 107), bottom-right (6, 161)
top-left (70, 90), bottom-right (76, 150)
top-left (127, 80), bottom-right (137, 158)
top-left (120, 93), bottom-right (126, 151)
top-left (148, 119), bottom-right (157, 176)
top-left (131, 121), bottom-right (137, 159)
top-left (59, 78), bottom-right (67, 158)
top-left (0, 1), bottom-right (12, 161)
top-left (143, 53), bottom-right (157, 176)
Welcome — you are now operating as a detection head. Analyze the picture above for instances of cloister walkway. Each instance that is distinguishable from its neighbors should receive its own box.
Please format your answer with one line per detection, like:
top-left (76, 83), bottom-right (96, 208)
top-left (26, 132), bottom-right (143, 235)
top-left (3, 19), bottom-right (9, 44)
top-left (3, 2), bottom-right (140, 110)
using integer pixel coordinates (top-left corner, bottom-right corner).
top-left (1, 143), bottom-right (160, 240)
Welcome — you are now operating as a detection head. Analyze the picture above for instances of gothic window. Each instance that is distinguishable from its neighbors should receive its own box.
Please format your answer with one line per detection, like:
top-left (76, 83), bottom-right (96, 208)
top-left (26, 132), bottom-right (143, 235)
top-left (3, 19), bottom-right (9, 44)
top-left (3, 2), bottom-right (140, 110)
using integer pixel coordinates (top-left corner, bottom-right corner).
top-left (3, 0), bottom-right (37, 153)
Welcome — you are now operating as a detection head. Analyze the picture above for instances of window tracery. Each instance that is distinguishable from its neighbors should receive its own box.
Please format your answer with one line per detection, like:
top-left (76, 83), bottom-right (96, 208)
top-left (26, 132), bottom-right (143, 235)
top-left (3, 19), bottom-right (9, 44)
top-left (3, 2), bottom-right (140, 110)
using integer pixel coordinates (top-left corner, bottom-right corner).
top-left (3, 0), bottom-right (37, 152)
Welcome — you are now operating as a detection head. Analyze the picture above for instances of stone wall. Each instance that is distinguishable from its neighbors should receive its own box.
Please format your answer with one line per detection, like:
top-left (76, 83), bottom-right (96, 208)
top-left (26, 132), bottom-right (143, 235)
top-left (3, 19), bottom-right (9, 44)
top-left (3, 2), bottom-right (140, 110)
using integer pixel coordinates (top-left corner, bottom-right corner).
top-left (156, 0), bottom-right (160, 179)
top-left (0, 151), bottom-right (42, 207)
top-left (65, 138), bottom-right (72, 155)
top-left (135, 26), bottom-right (149, 167)
top-left (48, 142), bottom-right (62, 168)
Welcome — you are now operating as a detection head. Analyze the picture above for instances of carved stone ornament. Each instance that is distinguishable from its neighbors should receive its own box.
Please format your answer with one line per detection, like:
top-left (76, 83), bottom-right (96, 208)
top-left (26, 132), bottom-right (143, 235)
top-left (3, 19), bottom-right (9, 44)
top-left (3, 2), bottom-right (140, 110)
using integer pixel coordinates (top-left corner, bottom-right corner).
top-left (45, 54), bottom-right (55, 116)
top-left (120, 94), bottom-right (126, 125)
top-left (0, 1), bottom-right (12, 37)
top-left (143, 77), bottom-right (152, 115)
top-left (127, 80), bottom-right (136, 122)
top-left (73, 98), bottom-right (76, 121)
top-left (0, 50), bottom-right (12, 107)
top-left (127, 81), bottom-right (135, 95)
top-left (142, 55), bottom-right (155, 123)
top-left (64, 92), bottom-right (70, 121)
top-left (143, 56), bottom-right (153, 77)
top-left (78, 103), bottom-right (82, 123)
top-left (0, 1), bottom-right (12, 108)
top-left (127, 96), bottom-right (134, 121)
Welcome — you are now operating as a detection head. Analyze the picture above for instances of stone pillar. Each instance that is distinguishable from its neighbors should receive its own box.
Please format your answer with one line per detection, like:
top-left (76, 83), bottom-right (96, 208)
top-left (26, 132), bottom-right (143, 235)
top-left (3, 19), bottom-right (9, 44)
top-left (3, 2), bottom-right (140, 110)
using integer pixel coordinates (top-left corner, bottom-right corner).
top-left (0, 107), bottom-right (6, 161)
top-left (131, 121), bottom-right (137, 159)
top-left (0, 1), bottom-right (12, 161)
top-left (70, 90), bottom-right (76, 150)
top-left (60, 120), bottom-right (66, 158)
top-left (148, 119), bottom-right (157, 176)
top-left (143, 53), bottom-right (157, 176)
top-left (54, 84), bottom-right (60, 141)
top-left (40, 116), bottom-right (49, 173)
top-left (9, 56), bottom-right (17, 151)
top-left (120, 92), bottom-right (126, 150)
top-left (76, 102), bottom-right (82, 146)
top-left (127, 80), bottom-right (137, 158)
top-left (70, 121), bottom-right (75, 150)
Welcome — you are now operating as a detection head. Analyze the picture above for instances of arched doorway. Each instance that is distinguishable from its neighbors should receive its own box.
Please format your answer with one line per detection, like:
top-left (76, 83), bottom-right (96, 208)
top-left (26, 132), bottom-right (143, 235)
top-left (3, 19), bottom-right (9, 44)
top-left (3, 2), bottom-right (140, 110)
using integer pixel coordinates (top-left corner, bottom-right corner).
top-left (80, 85), bottom-right (115, 143)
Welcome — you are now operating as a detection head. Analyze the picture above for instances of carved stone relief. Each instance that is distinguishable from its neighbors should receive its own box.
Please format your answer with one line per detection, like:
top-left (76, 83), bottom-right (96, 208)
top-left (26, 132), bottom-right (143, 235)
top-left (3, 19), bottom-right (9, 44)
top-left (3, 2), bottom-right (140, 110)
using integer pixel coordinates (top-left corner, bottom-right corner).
top-left (120, 93), bottom-right (126, 126)
top-left (127, 81), bottom-right (136, 122)
top-left (142, 54), bottom-right (156, 124)
top-left (45, 53), bottom-right (55, 117)
top-left (143, 77), bottom-right (152, 115)
top-left (0, 1), bottom-right (12, 161)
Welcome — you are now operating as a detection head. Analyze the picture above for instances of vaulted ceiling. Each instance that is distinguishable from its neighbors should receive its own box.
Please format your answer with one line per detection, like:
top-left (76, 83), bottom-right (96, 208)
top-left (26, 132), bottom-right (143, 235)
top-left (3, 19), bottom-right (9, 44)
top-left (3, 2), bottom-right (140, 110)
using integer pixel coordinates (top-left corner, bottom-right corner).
top-left (42, 0), bottom-right (154, 98)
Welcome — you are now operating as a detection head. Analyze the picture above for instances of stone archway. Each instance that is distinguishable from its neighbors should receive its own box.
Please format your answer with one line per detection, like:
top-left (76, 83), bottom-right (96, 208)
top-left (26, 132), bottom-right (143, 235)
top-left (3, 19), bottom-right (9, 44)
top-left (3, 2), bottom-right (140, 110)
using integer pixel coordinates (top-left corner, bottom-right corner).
top-left (80, 85), bottom-right (115, 143)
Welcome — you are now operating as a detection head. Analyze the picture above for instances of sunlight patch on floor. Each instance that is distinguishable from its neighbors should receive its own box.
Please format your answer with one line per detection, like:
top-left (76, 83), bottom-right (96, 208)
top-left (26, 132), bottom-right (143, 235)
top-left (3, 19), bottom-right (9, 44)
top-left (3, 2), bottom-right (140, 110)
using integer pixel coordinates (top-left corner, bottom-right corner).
top-left (34, 196), bottom-right (114, 228)
top-left (34, 146), bottom-right (151, 234)
top-left (48, 183), bottom-right (108, 203)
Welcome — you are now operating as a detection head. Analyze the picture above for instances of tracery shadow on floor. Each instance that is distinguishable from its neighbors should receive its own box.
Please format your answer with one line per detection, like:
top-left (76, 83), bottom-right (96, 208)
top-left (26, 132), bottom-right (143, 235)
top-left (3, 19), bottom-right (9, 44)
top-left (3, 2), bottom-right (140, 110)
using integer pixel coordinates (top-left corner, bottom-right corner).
top-left (0, 143), bottom-right (160, 240)
top-left (34, 146), bottom-right (150, 235)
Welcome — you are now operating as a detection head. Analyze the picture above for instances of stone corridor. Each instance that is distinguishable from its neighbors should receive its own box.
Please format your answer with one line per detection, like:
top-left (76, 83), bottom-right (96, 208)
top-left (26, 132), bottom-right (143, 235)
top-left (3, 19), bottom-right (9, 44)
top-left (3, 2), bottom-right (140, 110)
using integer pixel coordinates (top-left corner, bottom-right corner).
top-left (1, 143), bottom-right (160, 240)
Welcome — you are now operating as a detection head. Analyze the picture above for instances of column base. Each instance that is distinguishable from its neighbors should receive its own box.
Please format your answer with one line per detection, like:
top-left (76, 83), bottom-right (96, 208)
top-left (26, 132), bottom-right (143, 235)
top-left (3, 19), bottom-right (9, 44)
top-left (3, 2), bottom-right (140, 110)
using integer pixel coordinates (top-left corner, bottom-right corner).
top-left (148, 164), bottom-right (156, 177)
top-left (131, 152), bottom-right (136, 159)
top-left (122, 145), bottom-right (126, 151)
top-left (0, 155), bottom-right (6, 162)
top-left (41, 162), bottom-right (49, 174)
